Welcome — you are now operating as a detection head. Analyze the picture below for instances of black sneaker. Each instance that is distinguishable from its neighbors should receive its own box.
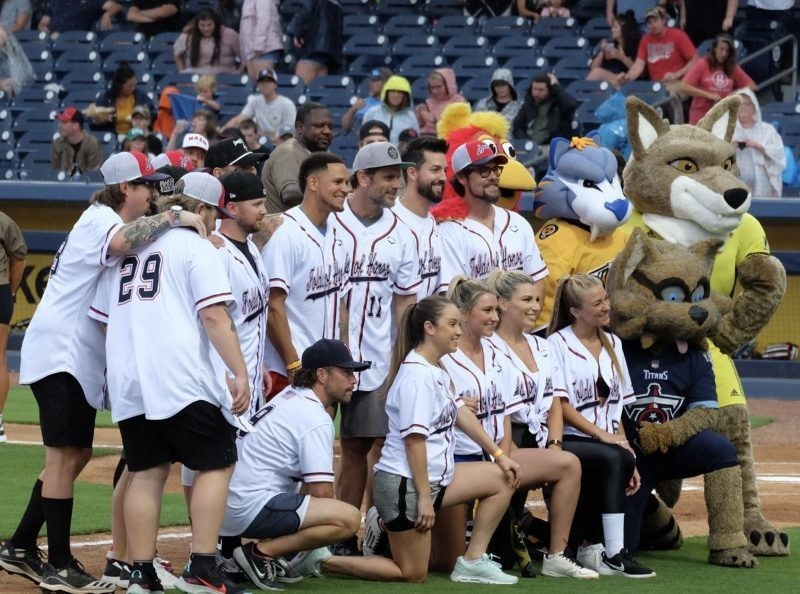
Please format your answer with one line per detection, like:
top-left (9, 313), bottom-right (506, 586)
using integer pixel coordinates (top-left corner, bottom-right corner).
top-left (39, 557), bottom-right (117, 593)
top-left (176, 559), bottom-right (253, 593)
top-left (331, 535), bottom-right (360, 557)
top-left (127, 566), bottom-right (165, 594)
top-left (101, 558), bottom-right (132, 588)
top-left (216, 553), bottom-right (250, 585)
top-left (273, 556), bottom-right (303, 584)
top-left (0, 540), bottom-right (46, 583)
top-left (232, 543), bottom-right (284, 591)
top-left (599, 548), bottom-right (656, 579)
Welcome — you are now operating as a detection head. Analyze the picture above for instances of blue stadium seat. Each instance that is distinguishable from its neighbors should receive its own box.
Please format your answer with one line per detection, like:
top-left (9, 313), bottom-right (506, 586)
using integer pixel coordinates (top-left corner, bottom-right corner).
top-left (51, 31), bottom-right (98, 57)
top-left (20, 44), bottom-right (52, 67)
top-left (620, 81), bottom-right (669, 107)
top-left (216, 73), bottom-right (252, 89)
top-left (344, 14), bottom-right (381, 37)
top-left (761, 102), bottom-right (800, 128)
top-left (780, 119), bottom-right (800, 147)
top-left (13, 30), bottom-right (50, 45)
top-left (217, 87), bottom-right (252, 109)
top-left (103, 47), bottom-right (150, 72)
top-left (452, 55), bottom-right (498, 82)
top-left (572, 0), bottom-right (608, 22)
top-left (503, 55), bottom-right (549, 80)
top-left (150, 53), bottom-right (181, 82)
top-left (581, 17), bottom-right (611, 42)
top-left (384, 14), bottom-right (429, 39)
top-left (460, 77), bottom-right (489, 103)
top-left (90, 130), bottom-right (119, 155)
top-left (566, 79), bottom-right (614, 103)
top-left (491, 36), bottom-right (539, 61)
top-left (411, 76), bottom-right (431, 103)
top-left (53, 49), bottom-right (102, 75)
top-left (19, 163), bottom-right (71, 182)
top-left (306, 76), bottom-right (356, 101)
top-left (398, 52), bottom-right (446, 78)
top-left (330, 134), bottom-right (358, 155)
top-left (441, 36), bottom-right (489, 59)
top-left (347, 54), bottom-right (394, 78)
top-left (11, 87), bottom-right (59, 110)
top-left (148, 32), bottom-right (180, 58)
top-left (99, 31), bottom-right (146, 56)
top-left (343, 34), bottom-right (390, 58)
top-left (425, 0), bottom-right (463, 18)
top-left (391, 34), bottom-right (439, 59)
top-left (696, 38), bottom-right (747, 60)
top-left (530, 17), bottom-right (578, 40)
top-left (339, 0), bottom-right (371, 14)
top-left (59, 69), bottom-right (106, 91)
top-left (276, 77), bottom-right (306, 104)
top-left (375, 0), bottom-right (424, 18)
top-left (31, 62), bottom-right (56, 85)
top-left (431, 15), bottom-right (478, 40)
top-left (574, 101), bottom-right (601, 132)
top-left (541, 37), bottom-right (591, 62)
top-left (61, 89), bottom-right (104, 108)
top-left (552, 56), bottom-right (592, 85)
top-left (480, 16), bottom-right (532, 40)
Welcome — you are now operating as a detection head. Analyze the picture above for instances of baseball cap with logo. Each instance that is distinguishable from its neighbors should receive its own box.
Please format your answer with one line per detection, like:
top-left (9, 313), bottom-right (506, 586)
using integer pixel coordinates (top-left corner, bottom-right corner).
top-left (451, 140), bottom-right (508, 174)
top-left (302, 339), bottom-right (371, 372)
top-left (205, 137), bottom-right (268, 169)
top-left (182, 133), bottom-right (210, 152)
top-left (100, 152), bottom-right (169, 185)
top-left (57, 106), bottom-right (84, 125)
top-left (257, 68), bottom-right (278, 83)
top-left (218, 171), bottom-right (267, 218)
top-left (155, 165), bottom-right (188, 196)
top-left (175, 171), bottom-right (225, 207)
top-left (352, 141), bottom-right (414, 172)
top-left (125, 128), bottom-right (147, 141)
top-left (277, 125), bottom-right (294, 139)
top-left (131, 105), bottom-right (151, 119)
top-left (151, 150), bottom-right (196, 171)
top-left (369, 67), bottom-right (393, 82)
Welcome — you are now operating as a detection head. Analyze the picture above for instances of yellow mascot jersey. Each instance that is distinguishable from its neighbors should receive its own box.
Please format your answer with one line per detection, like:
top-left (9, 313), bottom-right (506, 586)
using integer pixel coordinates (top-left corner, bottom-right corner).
top-left (535, 219), bottom-right (629, 332)
top-left (626, 212), bottom-right (769, 407)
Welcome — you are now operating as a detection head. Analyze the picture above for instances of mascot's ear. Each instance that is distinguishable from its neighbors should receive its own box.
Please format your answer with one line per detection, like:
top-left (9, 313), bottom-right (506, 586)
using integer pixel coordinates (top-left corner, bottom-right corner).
top-left (549, 137), bottom-right (571, 169)
top-left (689, 237), bottom-right (724, 267)
top-left (626, 96), bottom-right (670, 160)
top-left (607, 227), bottom-right (649, 291)
top-left (586, 130), bottom-right (602, 145)
top-left (697, 95), bottom-right (741, 143)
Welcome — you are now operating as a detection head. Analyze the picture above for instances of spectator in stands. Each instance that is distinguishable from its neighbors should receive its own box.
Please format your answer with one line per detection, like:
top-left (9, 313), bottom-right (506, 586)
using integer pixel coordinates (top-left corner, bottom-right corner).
top-left (262, 101), bottom-right (333, 213)
top-left (195, 74), bottom-right (221, 113)
top-left (744, 0), bottom-right (793, 25)
top-left (681, 34), bottom-right (755, 125)
top-left (362, 75), bottom-right (418, 146)
top-left (473, 68), bottom-right (523, 122)
top-left (341, 67), bottom-right (392, 135)
top-left (516, 0), bottom-right (541, 21)
top-left (512, 73), bottom-right (576, 147)
top-left (37, 0), bottom-right (122, 33)
top-left (174, 8), bottom-right (241, 75)
top-left (276, 125), bottom-right (293, 144)
top-left (169, 108), bottom-right (218, 150)
top-left (51, 106), bottom-right (104, 174)
top-left (239, 118), bottom-right (266, 152)
top-left (0, 0), bottom-right (31, 32)
top-left (416, 68), bottom-right (466, 136)
top-left (0, 23), bottom-right (33, 96)
top-left (679, 0), bottom-right (737, 46)
top-left (153, 84), bottom-right (178, 139)
top-left (91, 62), bottom-right (155, 136)
top-left (396, 128), bottom-right (419, 155)
top-left (240, 0), bottom-right (283, 80)
top-left (217, 0), bottom-right (241, 31)
top-left (618, 7), bottom-right (698, 92)
top-left (464, 0), bottom-right (513, 18)
top-left (222, 68), bottom-right (296, 144)
top-left (286, 0), bottom-right (343, 85)
top-left (358, 120), bottom-right (390, 149)
top-left (180, 132), bottom-right (209, 169)
top-left (130, 104), bottom-right (164, 155)
top-left (732, 88), bottom-right (785, 198)
top-left (539, 0), bottom-right (570, 18)
top-left (587, 11), bottom-right (640, 89)
top-left (121, 128), bottom-right (154, 159)
top-left (606, 0), bottom-right (650, 24)
top-left (126, 0), bottom-right (180, 37)
top-left (205, 136), bottom-right (267, 177)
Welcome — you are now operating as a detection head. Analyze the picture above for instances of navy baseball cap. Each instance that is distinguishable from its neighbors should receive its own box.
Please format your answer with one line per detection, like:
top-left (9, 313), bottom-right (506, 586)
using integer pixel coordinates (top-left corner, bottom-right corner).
top-left (302, 339), bottom-right (371, 371)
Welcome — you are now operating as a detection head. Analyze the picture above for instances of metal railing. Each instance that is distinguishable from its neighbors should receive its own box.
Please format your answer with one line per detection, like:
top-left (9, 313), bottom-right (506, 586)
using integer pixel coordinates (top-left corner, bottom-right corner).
top-left (738, 33), bottom-right (798, 99)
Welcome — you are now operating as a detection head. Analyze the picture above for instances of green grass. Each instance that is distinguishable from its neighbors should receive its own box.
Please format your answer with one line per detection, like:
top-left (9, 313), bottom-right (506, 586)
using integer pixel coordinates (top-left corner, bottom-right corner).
top-left (750, 416), bottom-right (774, 429)
top-left (0, 444), bottom-right (187, 536)
top-left (4, 386), bottom-right (115, 427)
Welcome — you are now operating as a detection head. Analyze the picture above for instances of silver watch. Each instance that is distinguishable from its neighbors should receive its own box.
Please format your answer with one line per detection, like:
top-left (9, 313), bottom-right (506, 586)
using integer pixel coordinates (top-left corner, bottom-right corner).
top-left (170, 205), bottom-right (182, 228)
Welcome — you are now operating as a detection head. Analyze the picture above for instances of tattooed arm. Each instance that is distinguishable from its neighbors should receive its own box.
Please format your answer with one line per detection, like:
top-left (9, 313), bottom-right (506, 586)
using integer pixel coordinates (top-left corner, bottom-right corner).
top-left (107, 210), bottom-right (207, 256)
top-left (200, 302), bottom-right (250, 415)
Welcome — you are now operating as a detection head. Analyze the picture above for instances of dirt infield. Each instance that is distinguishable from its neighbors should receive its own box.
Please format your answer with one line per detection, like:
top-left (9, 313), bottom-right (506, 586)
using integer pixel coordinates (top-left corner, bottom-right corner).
top-left (1, 398), bottom-right (798, 593)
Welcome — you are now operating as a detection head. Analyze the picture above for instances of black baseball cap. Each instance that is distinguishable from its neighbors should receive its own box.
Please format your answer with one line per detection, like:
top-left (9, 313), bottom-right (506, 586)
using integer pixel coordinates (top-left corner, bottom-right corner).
top-left (205, 137), bottom-right (268, 169)
top-left (359, 119), bottom-right (391, 141)
top-left (257, 68), bottom-right (278, 83)
top-left (221, 170), bottom-right (267, 202)
top-left (301, 339), bottom-right (371, 371)
top-left (155, 165), bottom-right (188, 196)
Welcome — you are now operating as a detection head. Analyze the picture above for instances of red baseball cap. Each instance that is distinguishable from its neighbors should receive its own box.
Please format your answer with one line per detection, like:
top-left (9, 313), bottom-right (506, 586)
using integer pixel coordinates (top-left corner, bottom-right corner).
top-left (57, 106), bottom-right (84, 125)
top-left (451, 140), bottom-right (508, 173)
top-left (100, 152), bottom-right (170, 185)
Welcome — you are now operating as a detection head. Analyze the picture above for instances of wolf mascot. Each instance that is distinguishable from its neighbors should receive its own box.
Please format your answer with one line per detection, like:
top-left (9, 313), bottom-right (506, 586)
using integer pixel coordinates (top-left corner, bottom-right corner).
top-left (623, 95), bottom-right (789, 556)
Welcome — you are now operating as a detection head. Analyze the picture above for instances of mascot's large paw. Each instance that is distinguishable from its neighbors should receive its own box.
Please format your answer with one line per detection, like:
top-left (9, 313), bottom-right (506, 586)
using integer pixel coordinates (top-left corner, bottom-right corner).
top-left (708, 547), bottom-right (758, 568)
top-left (639, 494), bottom-right (683, 550)
top-left (656, 479), bottom-right (683, 508)
top-left (744, 511), bottom-right (790, 556)
top-left (638, 422), bottom-right (671, 454)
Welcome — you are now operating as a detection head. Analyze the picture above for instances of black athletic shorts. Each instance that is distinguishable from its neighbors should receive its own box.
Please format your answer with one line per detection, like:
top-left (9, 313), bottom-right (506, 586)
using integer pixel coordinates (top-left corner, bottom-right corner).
top-left (31, 372), bottom-right (97, 448)
top-left (119, 400), bottom-right (237, 472)
top-left (0, 284), bottom-right (13, 325)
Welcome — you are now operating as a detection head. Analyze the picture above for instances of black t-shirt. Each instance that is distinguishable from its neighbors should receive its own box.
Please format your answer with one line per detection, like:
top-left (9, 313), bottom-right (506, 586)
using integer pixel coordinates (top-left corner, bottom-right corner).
top-left (224, 234), bottom-right (259, 277)
top-left (131, 0), bottom-right (181, 37)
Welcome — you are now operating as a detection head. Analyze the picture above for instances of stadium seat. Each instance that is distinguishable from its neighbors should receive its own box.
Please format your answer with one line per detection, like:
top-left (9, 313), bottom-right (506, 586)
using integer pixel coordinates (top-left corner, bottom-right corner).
top-left (20, 44), bottom-right (52, 67)
top-left (344, 13), bottom-right (381, 37)
top-left (151, 53), bottom-right (181, 82)
top-left (59, 69), bottom-right (106, 91)
top-left (51, 31), bottom-right (98, 57)
top-left (761, 102), bottom-right (800, 128)
top-left (503, 55), bottom-right (549, 80)
top-left (398, 52), bottom-right (446, 78)
top-left (480, 16), bottom-right (532, 40)
top-left (18, 163), bottom-right (71, 182)
top-left (306, 76), bottom-right (356, 101)
top-left (391, 34), bottom-right (439, 59)
top-left (343, 34), bottom-right (390, 58)
top-left (384, 14), bottom-right (429, 39)
top-left (11, 87), bottom-right (59, 110)
top-left (575, 102), bottom-right (601, 132)
top-left (277, 77), bottom-right (306, 104)
top-left (530, 17), bottom-right (578, 40)
top-left (216, 73), bottom-right (252, 89)
top-left (217, 87), bottom-right (252, 109)
top-left (572, 0), bottom-right (608, 22)
top-left (103, 47), bottom-right (150, 71)
top-left (13, 29), bottom-right (50, 45)
top-left (347, 54), bottom-right (394, 78)
top-left (61, 89), bottom-right (104, 108)
top-left (620, 81), bottom-right (669, 107)
top-left (566, 79), bottom-right (613, 103)
top-left (148, 32), bottom-right (181, 58)
top-left (459, 77), bottom-right (489, 103)
top-left (780, 119), bottom-right (800, 148)
top-left (491, 36), bottom-right (539, 61)
top-left (452, 55), bottom-right (498, 82)
top-left (431, 15), bottom-right (478, 40)
top-left (375, 0), bottom-right (424, 18)
top-left (99, 31), bottom-right (147, 56)
top-left (53, 49), bottom-right (102, 75)
top-left (441, 36), bottom-right (489, 59)
top-left (425, 0), bottom-right (463, 18)
top-left (411, 76), bottom-right (431, 103)
top-left (552, 56), bottom-right (592, 85)
top-left (581, 17), bottom-right (611, 42)
top-left (541, 37), bottom-right (591, 62)
top-left (696, 38), bottom-right (747, 60)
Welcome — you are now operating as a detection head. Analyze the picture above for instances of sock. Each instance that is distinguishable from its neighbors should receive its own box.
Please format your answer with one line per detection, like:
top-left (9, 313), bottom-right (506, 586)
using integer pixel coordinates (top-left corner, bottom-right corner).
top-left (461, 556), bottom-right (481, 565)
top-left (602, 513), bottom-right (625, 557)
top-left (218, 536), bottom-right (241, 559)
top-left (189, 552), bottom-right (217, 572)
top-left (9, 479), bottom-right (45, 550)
top-left (132, 561), bottom-right (157, 581)
top-left (42, 497), bottom-right (74, 569)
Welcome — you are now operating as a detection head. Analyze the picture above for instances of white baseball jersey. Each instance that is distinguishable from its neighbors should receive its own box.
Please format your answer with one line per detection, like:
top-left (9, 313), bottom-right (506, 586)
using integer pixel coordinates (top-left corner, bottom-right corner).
top-left (487, 333), bottom-right (556, 448)
top-left (437, 206), bottom-right (547, 292)
top-left (441, 341), bottom-right (523, 456)
top-left (89, 228), bottom-right (234, 421)
top-left (212, 232), bottom-right (269, 416)
top-left (391, 200), bottom-right (441, 299)
top-left (375, 350), bottom-right (464, 486)
top-left (20, 204), bottom-right (123, 409)
top-left (334, 201), bottom-right (421, 391)
top-left (221, 386), bottom-right (334, 536)
top-left (261, 206), bottom-right (347, 375)
top-left (548, 326), bottom-right (634, 437)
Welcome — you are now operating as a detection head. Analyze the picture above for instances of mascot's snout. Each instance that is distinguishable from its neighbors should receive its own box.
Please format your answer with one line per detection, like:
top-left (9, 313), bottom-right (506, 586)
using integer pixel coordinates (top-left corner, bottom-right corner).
top-left (724, 188), bottom-right (749, 210)
top-left (689, 305), bottom-right (709, 324)
top-left (605, 199), bottom-right (630, 221)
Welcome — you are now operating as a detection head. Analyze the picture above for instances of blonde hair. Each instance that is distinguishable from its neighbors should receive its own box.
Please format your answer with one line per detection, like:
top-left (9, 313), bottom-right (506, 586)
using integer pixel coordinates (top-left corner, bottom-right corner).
top-left (486, 269), bottom-right (536, 302)
top-left (156, 193), bottom-right (204, 214)
top-left (547, 274), bottom-right (625, 380)
top-left (195, 74), bottom-right (217, 94)
top-left (447, 275), bottom-right (492, 312)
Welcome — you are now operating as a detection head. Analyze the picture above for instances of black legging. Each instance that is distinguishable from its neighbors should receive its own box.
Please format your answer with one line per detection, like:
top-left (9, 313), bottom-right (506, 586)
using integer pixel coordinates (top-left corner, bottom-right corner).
top-left (562, 435), bottom-right (635, 546)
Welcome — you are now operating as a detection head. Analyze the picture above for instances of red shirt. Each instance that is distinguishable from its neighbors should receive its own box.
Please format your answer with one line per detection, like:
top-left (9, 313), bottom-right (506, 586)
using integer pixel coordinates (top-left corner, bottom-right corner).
top-left (637, 27), bottom-right (696, 82)
top-left (683, 58), bottom-right (754, 124)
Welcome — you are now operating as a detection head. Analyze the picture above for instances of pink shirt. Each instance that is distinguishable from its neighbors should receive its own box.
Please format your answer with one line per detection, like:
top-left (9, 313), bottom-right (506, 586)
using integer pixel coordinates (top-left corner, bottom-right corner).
top-left (683, 58), bottom-right (754, 124)
top-left (174, 26), bottom-right (241, 75)
top-left (636, 27), bottom-right (696, 82)
top-left (240, 0), bottom-right (284, 62)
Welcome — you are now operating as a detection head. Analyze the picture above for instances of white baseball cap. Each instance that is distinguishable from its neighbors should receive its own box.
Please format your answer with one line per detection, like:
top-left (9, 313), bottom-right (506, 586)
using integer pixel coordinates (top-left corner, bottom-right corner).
top-left (100, 151), bottom-right (169, 185)
top-left (451, 140), bottom-right (508, 174)
top-left (351, 141), bottom-right (413, 172)
top-left (175, 171), bottom-right (225, 208)
top-left (182, 133), bottom-right (209, 152)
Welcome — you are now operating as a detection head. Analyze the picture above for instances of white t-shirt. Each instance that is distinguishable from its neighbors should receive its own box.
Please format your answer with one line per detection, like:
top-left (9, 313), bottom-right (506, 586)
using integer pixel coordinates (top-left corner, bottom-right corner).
top-left (334, 201), bottom-right (421, 391)
top-left (20, 204), bottom-right (123, 409)
top-left (391, 199), bottom-right (441, 299)
top-left (487, 333), bottom-right (555, 448)
top-left (89, 228), bottom-right (234, 421)
top-left (212, 232), bottom-right (269, 416)
top-left (437, 206), bottom-right (547, 292)
top-left (221, 385), bottom-right (335, 536)
top-left (441, 340), bottom-right (523, 456)
top-left (241, 93), bottom-right (297, 138)
top-left (375, 350), bottom-right (464, 486)
top-left (548, 326), bottom-right (635, 437)
top-left (261, 206), bottom-right (348, 375)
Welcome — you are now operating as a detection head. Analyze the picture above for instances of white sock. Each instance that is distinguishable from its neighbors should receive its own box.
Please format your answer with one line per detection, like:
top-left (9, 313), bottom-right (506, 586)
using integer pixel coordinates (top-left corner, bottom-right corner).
top-left (602, 513), bottom-right (625, 557)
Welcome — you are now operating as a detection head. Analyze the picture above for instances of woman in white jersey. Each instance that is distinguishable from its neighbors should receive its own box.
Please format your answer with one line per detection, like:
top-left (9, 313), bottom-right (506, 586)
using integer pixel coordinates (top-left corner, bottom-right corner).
top-left (547, 274), bottom-right (654, 578)
top-left (486, 269), bottom-right (598, 579)
top-left (373, 295), bottom-right (520, 585)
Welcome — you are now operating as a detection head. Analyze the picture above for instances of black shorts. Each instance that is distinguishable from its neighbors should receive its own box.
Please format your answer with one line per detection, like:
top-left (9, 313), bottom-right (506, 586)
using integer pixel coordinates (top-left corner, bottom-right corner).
top-left (118, 400), bottom-right (237, 473)
top-left (241, 493), bottom-right (309, 540)
top-left (0, 284), bottom-right (13, 325)
top-left (31, 372), bottom-right (96, 448)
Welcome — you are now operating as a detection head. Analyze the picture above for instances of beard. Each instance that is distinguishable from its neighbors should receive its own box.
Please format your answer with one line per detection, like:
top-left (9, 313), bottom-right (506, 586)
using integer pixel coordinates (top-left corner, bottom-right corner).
top-left (418, 180), bottom-right (445, 203)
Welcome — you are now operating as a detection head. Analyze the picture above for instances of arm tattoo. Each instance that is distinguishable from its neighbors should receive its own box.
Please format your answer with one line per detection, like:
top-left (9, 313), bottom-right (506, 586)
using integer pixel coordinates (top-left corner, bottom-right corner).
top-left (120, 214), bottom-right (171, 250)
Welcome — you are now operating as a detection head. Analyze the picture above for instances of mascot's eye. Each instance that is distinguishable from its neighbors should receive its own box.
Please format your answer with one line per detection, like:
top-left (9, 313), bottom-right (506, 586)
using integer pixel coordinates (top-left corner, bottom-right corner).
top-left (501, 141), bottom-right (517, 159)
top-left (722, 157), bottom-right (734, 171)
top-left (669, 158), bottom-right (699, 174)
top-left (691, 285), bottom-right (707, 302)
top-left (660, 285), bottom-right (686, 303)
top-left (582, 180), bottom-right (600, 190)
top-left (480, 139), bottom-right (498, 154)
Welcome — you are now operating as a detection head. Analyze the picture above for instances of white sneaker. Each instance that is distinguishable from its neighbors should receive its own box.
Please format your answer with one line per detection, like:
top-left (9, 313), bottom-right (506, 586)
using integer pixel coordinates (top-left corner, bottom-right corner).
top-left (576, 543), bottom-right (605, 572)
top-left (361, 506), bottom-right (384, 556)
top-left (542, 552), bottom-right (599, 579)
top-left (450, 554), bottom-right (518, 585)
top-left (153, 557), bottom-right (178, 589)
top-left (288, 547), bottom-right (332, 577)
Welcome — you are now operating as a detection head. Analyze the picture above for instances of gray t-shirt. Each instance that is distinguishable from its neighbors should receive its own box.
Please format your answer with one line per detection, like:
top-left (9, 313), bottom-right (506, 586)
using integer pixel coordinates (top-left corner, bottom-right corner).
top-left (0, 0), bottom-right (32, 31)
top-left (242, 94), bottom-right (297, 138)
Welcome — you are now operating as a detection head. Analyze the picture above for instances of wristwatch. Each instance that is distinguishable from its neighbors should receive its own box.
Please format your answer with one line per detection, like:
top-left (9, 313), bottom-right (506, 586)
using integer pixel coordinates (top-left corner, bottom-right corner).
top-left (170, 205), bottom-right (182, 228)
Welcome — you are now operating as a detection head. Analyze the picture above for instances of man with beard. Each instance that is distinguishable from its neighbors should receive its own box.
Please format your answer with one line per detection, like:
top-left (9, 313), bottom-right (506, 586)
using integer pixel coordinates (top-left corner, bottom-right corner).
top-left (262, 102), bottom-right (334, 214)
top-left (330, 142), bottom-right (421, 555)
top-left (437, 141), bottom-right (548, 293)
top-left (392, 137), bottom-right (448, 299)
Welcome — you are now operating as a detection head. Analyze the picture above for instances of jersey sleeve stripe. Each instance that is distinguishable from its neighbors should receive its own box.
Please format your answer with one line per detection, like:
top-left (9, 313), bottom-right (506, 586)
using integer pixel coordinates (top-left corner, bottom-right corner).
top-left (88, 306), bottom-right (109, 321)
top-left (302, 472), bottom-right (335, 479)
top-left (195, 292), bottom-right (233, 307)
top-left (530, 265), bottom-right (548, 281)
top-left (400, 423), bottom-right (429, 435)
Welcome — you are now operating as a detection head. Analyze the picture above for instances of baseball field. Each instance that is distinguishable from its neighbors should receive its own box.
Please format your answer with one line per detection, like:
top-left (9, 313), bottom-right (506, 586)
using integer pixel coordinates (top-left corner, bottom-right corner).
top-left (1, 385), bottom-right (798, 593)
